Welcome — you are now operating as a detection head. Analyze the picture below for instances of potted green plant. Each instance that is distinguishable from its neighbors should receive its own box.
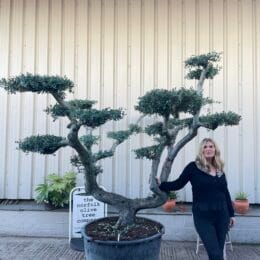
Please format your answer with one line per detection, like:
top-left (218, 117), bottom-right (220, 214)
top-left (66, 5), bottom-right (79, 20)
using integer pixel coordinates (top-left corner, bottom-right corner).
top-left (0, 52), bottom-right (241, 260)
top-left (234, 192), bottom-right (249, 214)
top-left (162, 191), bottom-right (178, 212)
top-left (35, 171), bottom-right (76, 209)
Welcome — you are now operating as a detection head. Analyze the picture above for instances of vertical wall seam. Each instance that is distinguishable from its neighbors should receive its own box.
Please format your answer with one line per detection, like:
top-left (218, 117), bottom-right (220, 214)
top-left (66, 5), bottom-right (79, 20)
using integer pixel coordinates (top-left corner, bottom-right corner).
top-left (112, 0), bottom-right (118, 192)
top-left (47, 0), bottom-right (51, 75)
top-left (140, 0), bottom-right (144, 97)
top-left (154, 0), bottom-right (158, 89)
top-left (57, 0), bottom-right (65, 176)
top-left (17, 0), bottom-right (26, 197)
top-left (45, 0), bottom-right (52, 178)
top-left (223, 0), bottom-right (228, 165)
top-left (100, 0), bottom-right (104, 109)
top-left (237, 0), bottom-right (243, 190)
top-left (34, 0), bottom-right (39, 75)
top-left (74, 0), bottom-right (78, 172)
top-left (195, 0), bottom-right (199, 55)
top-left (72, 0), bottom-right (78, 174)
top-left (3, 0), bottom-right (13, 198)
top-left (126, 0), bottom-right (131, 197)
top-left (0, 0), bottom-right (2, 197)
top-left (209, 0), bottom-right (213, 116)
top-left (73, 0), bottom-right (77, 85)
top-left (209, 0), bottom-right (213, 52)
top-left (31, 0), bottom-right (39, 197)
top-left (60, 0), bottom-right (64, 76)
top-left (181, 0), bottom-right (185, 87)
top-left (87, 0), bottom-right (91, 99)
top-left (74, 0), bottom-right (78, 93)
top-left (181, 0), bottom-right (186, 199)
top-left (99, 0), bottom-right (105, 185)
top-left (192, 1), bottom-right (199, 157)
top-left (252, 0), bottom-right (257, 201)
top-left (167, 0), bottom-right (172, 89)
top-left (152, 0), bottom-right (158, 197)
top-left (181, 0), bottom-right (188, 201)
top-left (139, 0), bottom-right (144, 197)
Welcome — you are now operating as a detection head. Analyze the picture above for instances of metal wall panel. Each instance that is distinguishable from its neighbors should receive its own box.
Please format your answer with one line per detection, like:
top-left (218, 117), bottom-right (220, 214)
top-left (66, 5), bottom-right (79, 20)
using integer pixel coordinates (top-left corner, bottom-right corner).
top-left (0, 0), bottom-right (259, 203)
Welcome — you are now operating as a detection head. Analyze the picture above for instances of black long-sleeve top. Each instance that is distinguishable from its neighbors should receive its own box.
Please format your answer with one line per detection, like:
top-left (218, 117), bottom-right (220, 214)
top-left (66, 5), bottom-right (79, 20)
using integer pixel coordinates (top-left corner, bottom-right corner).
top-left (159, 161), bottom-right (234, 217)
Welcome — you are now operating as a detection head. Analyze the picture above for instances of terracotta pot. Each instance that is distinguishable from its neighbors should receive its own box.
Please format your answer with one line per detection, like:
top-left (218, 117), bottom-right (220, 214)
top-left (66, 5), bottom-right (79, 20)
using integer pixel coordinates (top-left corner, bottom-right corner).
top-left (234, 199), bottom-right (249, 214)
top-left (162, 199), bottom-right (176, 212)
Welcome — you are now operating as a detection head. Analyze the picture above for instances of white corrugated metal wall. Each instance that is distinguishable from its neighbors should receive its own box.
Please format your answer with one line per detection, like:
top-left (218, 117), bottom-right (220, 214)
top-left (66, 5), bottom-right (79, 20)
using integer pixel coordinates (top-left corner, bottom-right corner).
top-left (0, 0), bottom-right (259, 203)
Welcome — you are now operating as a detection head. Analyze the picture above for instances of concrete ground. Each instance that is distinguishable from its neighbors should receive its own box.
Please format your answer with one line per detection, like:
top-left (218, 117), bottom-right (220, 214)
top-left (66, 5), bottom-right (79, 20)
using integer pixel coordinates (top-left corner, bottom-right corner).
top-left (0, 236), bottom-right (260, 260)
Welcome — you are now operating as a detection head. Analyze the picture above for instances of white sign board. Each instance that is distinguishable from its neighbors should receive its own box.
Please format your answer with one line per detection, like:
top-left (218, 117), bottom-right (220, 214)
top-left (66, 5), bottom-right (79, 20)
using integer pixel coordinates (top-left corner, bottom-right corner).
top-left (71, 187), bottom-right (107, 237)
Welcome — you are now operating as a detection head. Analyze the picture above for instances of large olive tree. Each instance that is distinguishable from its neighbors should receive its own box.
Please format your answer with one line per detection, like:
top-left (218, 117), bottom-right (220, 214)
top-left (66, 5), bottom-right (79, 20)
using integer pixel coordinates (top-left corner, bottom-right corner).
top-left (0, 52), bottom-right (240, 228)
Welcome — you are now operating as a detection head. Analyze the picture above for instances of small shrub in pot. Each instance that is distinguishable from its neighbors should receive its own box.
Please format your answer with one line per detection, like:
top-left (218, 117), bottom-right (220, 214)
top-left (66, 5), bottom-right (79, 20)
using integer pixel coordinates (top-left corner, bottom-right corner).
top-left (234, 192), bottom-right (249, 214)
top-left (35, 171), bottom-right (76, 208)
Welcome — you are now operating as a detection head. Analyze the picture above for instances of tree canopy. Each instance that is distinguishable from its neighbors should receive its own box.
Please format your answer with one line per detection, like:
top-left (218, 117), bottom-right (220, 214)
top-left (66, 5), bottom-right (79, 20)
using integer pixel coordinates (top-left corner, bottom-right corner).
top-left (0, 52), bottom-right (241, 228)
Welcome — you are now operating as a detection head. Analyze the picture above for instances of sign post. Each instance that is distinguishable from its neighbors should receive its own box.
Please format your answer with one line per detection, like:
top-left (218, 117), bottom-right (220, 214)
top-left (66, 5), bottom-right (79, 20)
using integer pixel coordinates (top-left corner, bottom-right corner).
top-left (69, 186), bottom-right (107, 251)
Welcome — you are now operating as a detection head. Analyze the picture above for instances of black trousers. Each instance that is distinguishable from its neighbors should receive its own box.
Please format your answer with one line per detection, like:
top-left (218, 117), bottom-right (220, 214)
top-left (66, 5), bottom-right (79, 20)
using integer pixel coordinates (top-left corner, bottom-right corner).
top-left (193, 207), bottom-right (230, 260)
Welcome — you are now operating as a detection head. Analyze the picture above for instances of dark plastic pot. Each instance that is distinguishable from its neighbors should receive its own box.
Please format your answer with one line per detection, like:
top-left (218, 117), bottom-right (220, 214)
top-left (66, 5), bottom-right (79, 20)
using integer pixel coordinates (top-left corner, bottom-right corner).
top-left (81, 217), bottom-right (164, 260)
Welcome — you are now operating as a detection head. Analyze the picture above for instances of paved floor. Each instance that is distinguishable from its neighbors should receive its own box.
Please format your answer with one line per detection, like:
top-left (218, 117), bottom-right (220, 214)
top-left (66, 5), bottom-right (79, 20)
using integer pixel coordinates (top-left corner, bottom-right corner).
top-left (0, 236), bottom-right (259, 260)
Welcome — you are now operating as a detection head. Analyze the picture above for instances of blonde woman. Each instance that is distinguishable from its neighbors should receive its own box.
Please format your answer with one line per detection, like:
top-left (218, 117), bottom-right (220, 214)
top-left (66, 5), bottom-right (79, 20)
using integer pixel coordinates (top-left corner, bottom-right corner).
top-left (159, 138), bottom-right (235, 260)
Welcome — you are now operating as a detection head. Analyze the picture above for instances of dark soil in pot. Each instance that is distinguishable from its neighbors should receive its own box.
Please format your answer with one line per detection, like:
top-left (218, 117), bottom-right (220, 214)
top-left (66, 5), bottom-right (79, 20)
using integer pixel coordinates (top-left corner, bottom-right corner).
top-left (85, 216), bottom-right (163, 241)
top-left (82, 217), bottom-right (164, 260)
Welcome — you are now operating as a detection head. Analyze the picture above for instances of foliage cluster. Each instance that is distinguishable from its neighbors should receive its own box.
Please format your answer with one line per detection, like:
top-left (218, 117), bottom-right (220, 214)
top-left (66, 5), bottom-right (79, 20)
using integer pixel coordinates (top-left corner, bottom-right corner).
top-left (235, 192), bottom-right (248, 200)
top-left (1, 73), bottom-right (73, 98)
top-left (167, 191), bottom-right (178, 200)
top-left (35, 172), bottom-right (76, 208)
top-left (18, 135), bottom-right (66, 154)
top-left (185, 51), bottom-right (221, 79)
top-left (135, 88), bottom-right (208, 118)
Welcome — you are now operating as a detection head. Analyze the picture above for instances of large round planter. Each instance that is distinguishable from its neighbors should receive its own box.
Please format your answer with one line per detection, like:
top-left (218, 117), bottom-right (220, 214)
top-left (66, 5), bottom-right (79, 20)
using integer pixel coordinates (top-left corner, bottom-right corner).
top-left (234, 199), bottom-right (249, 214)
top-left (81, 217), bottom-right (164, 260)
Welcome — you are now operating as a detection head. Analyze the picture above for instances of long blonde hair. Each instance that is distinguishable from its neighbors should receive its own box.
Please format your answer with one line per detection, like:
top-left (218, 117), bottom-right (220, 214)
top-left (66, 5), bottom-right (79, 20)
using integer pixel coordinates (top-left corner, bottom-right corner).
top-left (195, 138), bottom-right (224, 172)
